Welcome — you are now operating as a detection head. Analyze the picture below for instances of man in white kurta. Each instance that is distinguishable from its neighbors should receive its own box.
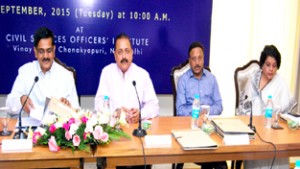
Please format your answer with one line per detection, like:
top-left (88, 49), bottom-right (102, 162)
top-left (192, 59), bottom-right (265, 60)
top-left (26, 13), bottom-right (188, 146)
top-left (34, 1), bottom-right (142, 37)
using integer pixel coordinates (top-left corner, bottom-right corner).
top-left (94, 33), bottom-right (159, 123)
top-left (6, 27), bottom-right (79, 120)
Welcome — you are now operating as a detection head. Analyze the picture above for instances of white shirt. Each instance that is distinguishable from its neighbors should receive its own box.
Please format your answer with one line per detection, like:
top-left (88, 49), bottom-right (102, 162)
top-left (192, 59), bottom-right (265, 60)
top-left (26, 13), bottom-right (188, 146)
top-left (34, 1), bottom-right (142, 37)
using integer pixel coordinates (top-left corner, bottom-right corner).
top-left (6, 60), bottom-right (79, 117)
top-left (94, 63), bottom-right (159, 119)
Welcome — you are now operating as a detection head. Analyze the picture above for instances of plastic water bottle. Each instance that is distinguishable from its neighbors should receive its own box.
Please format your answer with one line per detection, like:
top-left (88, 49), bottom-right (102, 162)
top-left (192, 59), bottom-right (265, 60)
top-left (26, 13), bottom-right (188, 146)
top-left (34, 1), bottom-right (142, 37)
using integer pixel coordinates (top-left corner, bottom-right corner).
top-left (103, 95), bottom-right (111, 116)
top-left (265, 95), bottom-right (273, 128)
top-left (191, 94), bottom-right (201, 129)
top-left (295, 160), bottom-right (300, 169)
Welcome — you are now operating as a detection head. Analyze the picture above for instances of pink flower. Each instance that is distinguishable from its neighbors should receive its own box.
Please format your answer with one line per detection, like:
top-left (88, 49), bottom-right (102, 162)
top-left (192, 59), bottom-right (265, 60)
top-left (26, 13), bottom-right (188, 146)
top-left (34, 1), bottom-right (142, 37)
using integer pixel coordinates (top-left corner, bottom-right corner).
top-left (68, 118), bottom-right (75, 125)
top-left (49, 124), bottom-right (56, 133)
top-left (93, 125), bottom-right (103, 140)
top-left (74, 118), bottom-right (82, 126)
top-left (83, 132), bottom-right (88, 140)
top-left (81, 116), bottom-right (88, 124)
top-left (72, 135), bottom-right (81, 146)
top-left (65, 131), bottom-right (72, 140)
top-left (48, 136), bottom-right (60, 152)
top-left (32, 132), bottom-right (41, 144)
top-left (63, 122), bottom-right (70, 131)
top-left (100, 132), bottom-right (109, 142)
top-left (109, 117), bottom-right (116, 127)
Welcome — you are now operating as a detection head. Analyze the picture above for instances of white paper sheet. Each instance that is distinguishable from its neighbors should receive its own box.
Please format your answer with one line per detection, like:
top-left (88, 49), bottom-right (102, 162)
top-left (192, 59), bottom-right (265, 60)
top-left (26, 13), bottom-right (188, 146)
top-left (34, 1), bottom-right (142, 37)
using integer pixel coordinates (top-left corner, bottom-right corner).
top-left (30, 105), bottom-right (44, 121)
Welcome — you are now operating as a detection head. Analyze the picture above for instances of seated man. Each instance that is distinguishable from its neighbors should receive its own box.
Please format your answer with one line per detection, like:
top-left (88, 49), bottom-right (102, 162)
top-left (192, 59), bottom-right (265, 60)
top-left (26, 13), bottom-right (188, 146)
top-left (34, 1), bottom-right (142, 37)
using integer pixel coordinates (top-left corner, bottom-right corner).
top-left (6, 27), bottom-right (79, 121)
top-left (95, 33), bottom-right (159, 169)
top-left (176, 42), bottom-right (227, 169)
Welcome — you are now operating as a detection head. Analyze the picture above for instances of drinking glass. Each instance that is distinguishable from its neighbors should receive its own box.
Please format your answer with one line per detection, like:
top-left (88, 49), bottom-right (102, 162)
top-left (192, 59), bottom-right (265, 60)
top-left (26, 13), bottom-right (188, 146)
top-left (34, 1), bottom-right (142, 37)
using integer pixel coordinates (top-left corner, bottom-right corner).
top-left (272, 106), bottom-right (281, 128)
top-left (0, 107), bottom-right (11, 136)
top-left (201, 105), bottom-right (210, 124)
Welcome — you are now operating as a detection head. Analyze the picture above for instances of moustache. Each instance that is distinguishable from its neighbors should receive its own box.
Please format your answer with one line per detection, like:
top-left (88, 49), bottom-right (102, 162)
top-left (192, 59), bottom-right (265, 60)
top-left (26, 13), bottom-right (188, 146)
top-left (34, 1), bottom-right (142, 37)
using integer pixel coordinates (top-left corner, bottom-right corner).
top-left (195, 65), bottom-right (201, 69)
top-left (42, 58), bottom-right (51, 62)
top-left (121, 59), bottom-right (128, 63)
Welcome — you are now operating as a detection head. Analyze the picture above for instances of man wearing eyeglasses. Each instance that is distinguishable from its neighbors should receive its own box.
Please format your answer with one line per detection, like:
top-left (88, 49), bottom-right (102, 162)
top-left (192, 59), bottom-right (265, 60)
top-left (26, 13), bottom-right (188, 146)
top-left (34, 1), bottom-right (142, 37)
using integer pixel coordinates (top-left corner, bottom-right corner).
top-left (95, 33), bottom-right (159, 124)
top-left (6, 26), bottom-right (79, 118)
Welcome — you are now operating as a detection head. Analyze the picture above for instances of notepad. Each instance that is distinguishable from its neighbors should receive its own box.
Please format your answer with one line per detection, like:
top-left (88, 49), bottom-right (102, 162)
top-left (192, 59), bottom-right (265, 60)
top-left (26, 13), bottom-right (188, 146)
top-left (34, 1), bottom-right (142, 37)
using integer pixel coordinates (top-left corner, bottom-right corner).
top-left (171, 129), bottom-right (218, 150)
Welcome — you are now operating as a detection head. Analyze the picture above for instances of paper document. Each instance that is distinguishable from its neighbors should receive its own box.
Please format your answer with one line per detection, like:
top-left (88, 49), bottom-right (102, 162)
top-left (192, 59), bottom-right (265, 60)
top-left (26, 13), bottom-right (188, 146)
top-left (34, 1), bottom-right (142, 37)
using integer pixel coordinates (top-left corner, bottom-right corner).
top-left (172, 129), bottom-right (218, 150)
top-left (280, 113), bottom-right (300, 123)
top-left (30, 105), bottom-right (44, 121)
top-left (17, 117), bottom-right (41, 127)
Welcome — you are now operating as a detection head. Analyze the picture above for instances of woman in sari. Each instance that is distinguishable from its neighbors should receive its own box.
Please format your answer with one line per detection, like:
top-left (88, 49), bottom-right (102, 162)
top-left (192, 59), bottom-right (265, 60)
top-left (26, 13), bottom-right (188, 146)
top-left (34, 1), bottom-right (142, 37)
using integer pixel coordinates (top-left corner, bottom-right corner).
top-left (242, 45), bottom-right (294, 169)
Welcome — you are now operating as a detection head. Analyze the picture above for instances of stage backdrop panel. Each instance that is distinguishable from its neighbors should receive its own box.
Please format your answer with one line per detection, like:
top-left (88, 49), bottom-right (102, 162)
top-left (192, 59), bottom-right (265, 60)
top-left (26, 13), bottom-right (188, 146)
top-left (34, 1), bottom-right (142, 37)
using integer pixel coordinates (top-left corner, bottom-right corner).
top-left (0, 0), bottom-right (212, 95)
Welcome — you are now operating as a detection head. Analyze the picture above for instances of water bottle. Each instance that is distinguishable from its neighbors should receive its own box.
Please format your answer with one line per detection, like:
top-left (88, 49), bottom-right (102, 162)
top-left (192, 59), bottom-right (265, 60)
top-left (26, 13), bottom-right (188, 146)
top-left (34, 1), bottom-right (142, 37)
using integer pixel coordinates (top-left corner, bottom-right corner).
top-left (191, 94), bottom-right (201, 129)
top-left (295, 160), bottom-right (300, 169)
top-left (103, 95), bottom-right (111, 117)
top-left (265, 95), bottom-right (273, 128)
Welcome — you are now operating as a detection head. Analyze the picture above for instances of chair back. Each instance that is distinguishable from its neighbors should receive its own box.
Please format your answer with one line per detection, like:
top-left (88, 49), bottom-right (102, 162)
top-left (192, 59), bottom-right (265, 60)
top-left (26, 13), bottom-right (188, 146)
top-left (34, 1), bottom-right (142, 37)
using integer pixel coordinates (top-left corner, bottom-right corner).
top-left (171, 59), bottom-right (210, 116)
top-left (234, 60), bottom-right (260, 114)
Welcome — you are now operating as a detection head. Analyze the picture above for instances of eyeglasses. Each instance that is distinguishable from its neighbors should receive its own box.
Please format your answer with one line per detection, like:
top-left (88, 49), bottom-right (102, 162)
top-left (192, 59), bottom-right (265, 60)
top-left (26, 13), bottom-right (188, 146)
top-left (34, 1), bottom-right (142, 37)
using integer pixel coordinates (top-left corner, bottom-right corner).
top-left (37, 48), bottom-right (54, 55)
top-left (116, 49), bottom-right (131, 56)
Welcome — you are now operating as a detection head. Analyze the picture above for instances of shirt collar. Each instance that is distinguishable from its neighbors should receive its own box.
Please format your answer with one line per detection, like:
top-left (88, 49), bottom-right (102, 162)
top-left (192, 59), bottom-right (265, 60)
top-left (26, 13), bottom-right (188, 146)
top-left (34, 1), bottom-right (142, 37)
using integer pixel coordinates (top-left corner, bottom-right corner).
top-left (116, 63), bottom-right (134, 76)
top-left (36, 60), bottom-right (55, 76)
top-left (188, 68), bottom-right (207, 79)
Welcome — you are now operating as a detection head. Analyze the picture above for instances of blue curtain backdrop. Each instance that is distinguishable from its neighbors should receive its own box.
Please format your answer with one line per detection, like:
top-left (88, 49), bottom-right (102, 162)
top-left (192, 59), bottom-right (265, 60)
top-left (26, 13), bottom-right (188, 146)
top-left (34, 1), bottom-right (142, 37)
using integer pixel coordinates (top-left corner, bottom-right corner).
top-left (0, 0), bottom-right (212, 95)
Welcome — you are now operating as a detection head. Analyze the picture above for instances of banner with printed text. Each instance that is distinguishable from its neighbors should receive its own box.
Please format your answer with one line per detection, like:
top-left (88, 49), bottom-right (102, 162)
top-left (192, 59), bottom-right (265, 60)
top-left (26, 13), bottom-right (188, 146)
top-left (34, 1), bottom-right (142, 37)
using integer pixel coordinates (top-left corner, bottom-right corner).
top-left (0, 1), bottom-right (212, 95)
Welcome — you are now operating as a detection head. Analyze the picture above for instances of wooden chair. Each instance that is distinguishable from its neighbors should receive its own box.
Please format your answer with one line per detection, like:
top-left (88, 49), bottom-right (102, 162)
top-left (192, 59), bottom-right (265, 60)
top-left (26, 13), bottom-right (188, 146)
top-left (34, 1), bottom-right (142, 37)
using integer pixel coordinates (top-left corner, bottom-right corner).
top-left (170, 59), bottom-right (210, 169)
top-left (171, 59), bottom-right (211, 117)
top-left (232, 60), bottom-right (259, 169)
top-left (234, 60), bottom-right (260, 116)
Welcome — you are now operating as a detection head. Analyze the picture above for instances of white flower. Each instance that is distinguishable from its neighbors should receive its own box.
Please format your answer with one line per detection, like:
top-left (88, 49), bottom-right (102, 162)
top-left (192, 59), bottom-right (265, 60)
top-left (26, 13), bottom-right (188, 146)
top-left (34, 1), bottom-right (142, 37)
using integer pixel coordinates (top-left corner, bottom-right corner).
top-left (54, 121), bottom-right (63, 129)
top-left (98, 113), bottom-right (110, 124)
top-left (43, 114), bottom-right (57, 126)
top-left (36, 127), bottom-right (46, 136)
top-left (85, 118), bottom-right (97, 133)
top-left (69, 123), bottom-right (79, 136)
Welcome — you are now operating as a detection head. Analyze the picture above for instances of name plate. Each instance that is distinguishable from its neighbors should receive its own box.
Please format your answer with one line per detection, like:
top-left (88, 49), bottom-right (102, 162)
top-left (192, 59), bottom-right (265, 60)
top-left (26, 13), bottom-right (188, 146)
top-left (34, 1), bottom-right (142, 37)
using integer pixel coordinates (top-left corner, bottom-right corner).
top-left (145, 135), bottom-right (172, 148)
top-left (2, 139), bottom-right (33, 152)
top-left (223, 134), bottom-right (250, 145)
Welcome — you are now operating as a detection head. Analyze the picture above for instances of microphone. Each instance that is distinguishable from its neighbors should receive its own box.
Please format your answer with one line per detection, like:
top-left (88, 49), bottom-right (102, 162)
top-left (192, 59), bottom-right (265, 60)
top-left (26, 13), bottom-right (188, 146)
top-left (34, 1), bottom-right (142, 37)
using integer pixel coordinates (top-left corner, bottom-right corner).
top-left (14, 76), bottom-right (39, 139)
top-left (132, 80), bottom-right (147, 137)
top-left (245, 95), bottom-right (256, 132)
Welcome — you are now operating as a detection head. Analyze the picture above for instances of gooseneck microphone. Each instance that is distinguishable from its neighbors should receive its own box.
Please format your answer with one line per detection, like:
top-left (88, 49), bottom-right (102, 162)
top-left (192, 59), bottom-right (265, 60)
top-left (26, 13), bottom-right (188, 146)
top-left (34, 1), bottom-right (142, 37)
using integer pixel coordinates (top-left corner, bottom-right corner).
top-left (132, 80), bottom-right (147, 137)
top-left (14, 76), bottom-right (39, 139)
top-left (245, 95), bottom-right (256, 132)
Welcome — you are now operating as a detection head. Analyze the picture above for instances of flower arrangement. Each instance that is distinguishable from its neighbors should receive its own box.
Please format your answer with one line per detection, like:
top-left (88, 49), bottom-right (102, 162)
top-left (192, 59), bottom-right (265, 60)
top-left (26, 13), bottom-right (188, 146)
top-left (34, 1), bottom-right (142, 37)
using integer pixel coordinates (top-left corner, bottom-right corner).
top-left (32, 109), bottom-right (130, 152)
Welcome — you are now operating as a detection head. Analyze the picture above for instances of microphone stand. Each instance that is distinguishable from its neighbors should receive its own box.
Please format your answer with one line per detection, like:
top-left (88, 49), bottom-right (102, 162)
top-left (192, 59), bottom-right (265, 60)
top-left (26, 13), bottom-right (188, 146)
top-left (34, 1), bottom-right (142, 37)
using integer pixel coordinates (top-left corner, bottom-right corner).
top-left (248, 101), bottom-right (256, 132)
top-left (132, 81), bottom-right (147, 137)
top-left (14, 76), bottom-right (39, 139)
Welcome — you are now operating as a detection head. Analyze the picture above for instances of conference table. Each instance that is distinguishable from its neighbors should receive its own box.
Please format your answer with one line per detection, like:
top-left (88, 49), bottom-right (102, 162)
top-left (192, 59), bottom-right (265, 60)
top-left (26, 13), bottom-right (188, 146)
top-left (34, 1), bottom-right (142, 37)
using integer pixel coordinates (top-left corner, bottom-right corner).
top-left (1, 116), bottom-right (300, 169)
top-left (95, 116), bottom-right (300, 169)
top-left (0, 119), bottom-right (92, 169)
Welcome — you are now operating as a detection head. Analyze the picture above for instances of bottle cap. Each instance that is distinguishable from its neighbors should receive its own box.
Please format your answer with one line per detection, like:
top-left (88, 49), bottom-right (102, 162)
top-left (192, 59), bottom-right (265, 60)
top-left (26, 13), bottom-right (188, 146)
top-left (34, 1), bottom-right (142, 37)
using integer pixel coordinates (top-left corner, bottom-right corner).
top-left (194, 94), bottom-right (200, 99)
top-left (104, 95), bottom-right (109, 100)
top-left (296, 160), bottom-right (300, 167)
top-left (268, 95), bottom-right (272, 99)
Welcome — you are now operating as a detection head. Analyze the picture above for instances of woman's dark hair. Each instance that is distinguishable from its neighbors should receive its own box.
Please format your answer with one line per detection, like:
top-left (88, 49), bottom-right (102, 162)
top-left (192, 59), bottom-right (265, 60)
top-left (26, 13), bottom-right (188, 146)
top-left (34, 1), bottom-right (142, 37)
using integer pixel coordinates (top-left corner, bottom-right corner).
top-left (259, 45), bottom-right (281, 69)
top-left (33, 27), bottom-right (55, 47)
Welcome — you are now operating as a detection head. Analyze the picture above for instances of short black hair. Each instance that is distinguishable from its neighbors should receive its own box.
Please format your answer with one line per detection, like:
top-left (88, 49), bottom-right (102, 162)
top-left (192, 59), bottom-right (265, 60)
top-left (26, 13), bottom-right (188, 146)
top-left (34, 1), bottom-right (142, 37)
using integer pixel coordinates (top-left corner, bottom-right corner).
top-left (33, 27), bottom-right (55, 47)
top-left (188, 42), bottom-right (204, 57)
top-left (259, 45), bottom-right (281, 69)
top-left (114, 33), bottom-right (131, 49)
